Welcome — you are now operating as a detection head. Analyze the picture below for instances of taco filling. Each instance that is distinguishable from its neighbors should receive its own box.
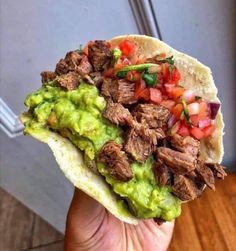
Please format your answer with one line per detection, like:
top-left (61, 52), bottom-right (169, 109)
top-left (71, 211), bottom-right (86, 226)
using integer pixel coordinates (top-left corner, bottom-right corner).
top-left (23, 37), bottom-right (226, 222)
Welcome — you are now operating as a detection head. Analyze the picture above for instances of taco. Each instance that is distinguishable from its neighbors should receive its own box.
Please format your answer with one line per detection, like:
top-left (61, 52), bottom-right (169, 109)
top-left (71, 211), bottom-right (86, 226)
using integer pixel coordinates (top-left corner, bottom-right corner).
top-left (21, 35), bottom-right (226, 224)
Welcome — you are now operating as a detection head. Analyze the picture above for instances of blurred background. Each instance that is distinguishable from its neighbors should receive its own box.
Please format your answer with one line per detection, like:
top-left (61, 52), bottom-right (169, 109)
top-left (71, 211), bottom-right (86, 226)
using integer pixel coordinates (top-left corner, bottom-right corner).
top-left (0, 0), bottom-right (236, 250)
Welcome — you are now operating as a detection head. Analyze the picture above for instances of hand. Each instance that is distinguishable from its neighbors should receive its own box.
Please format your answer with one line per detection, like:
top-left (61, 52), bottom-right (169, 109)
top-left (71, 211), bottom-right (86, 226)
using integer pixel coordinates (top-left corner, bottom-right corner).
top-left (65, 188), bottom-right (174, 251)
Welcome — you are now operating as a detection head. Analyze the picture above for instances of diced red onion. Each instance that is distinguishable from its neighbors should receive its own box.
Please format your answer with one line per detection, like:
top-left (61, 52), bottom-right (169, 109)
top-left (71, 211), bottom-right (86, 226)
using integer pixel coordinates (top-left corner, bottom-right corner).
top-left (199, 118), bottom-right (211, 129)
top-left (208, 102), bottom-right (220, 119)
top-left (183, 90), bottom-right (195, 103)
top-left (168, 115), bottom-right (176, 128)
top-left (187, 102), bottom-right (200, 115)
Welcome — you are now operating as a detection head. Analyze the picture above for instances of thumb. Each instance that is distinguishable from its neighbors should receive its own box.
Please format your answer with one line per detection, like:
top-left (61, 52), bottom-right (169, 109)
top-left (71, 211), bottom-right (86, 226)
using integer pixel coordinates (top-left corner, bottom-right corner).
top-left (65, 188), bottom-right (105, 247)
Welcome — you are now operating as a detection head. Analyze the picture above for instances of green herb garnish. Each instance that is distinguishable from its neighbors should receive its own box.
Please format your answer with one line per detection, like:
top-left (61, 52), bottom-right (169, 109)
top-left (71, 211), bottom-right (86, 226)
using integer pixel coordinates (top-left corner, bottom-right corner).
top-left (181, 99), bottom-right (192, 125)
top-left (159, 56), bottom-right (175, 65)
top-left (112, 48), bottom-right (122, 65)
top-left (116, 63), bottom-right (156, 78)
top-left (142, 72), bottom-right (158, 87)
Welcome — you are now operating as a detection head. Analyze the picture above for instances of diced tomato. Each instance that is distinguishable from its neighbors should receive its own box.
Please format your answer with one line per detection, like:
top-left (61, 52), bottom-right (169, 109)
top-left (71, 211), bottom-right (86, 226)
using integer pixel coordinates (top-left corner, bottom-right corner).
top-left (187, 102), bottom-right (200, 115)
top-left (190, 127), bottom-right (205, 140)
top-left (178, 124), bottom-right (190, 137)
top-left (164, 83), bottom-right (175, 95)
top-left (150, 88), bottom-right (162, 104)
top-left (169, 87), bottom-right (185, 100)
top-left (172, 104), bottom-right (183, 120)
top-left (126, 71), bottom-right (140, 82)
top-left (198, 118), bottom-right (211, 129)
top-left (198, 101), bottom-right (208, 118)
top-left (114, 59), bottom-right (125, 71)
top-left (135, 79), bottom-right (146, 98)
top-left (168, 67), bottom-right (181, 84)
top-left (171, 121), bottom-right (181, 135)
top-left (138, 88), bottom-right (150, 101)
top-left (202, 125), bottom-right (215, 137)
top-left (119, 40), bottom-right (135, 56)
top-left (161, 63), bottom-right (170, 82)
top-left (190, 115), bottom-right (200, 127)
top-left (160, 100), bottom-right (176, 110)
top-left (161, 95), bottom-right (169, 100)
top-left (83, 41), bottom-right (93, 55)
top-left (103, 68), bottom-right (114, 77)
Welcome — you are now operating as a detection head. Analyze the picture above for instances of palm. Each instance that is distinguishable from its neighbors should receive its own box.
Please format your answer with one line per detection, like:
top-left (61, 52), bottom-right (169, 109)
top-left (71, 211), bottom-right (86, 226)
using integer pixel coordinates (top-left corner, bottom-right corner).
top-left (65, 189), bottom-right (174, 251)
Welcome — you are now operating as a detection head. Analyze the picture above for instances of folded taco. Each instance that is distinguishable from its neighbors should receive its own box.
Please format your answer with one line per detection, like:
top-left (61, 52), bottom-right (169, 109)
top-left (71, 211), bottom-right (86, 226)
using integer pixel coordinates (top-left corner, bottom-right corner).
top-left (21, 35), bottom-right (226, 224)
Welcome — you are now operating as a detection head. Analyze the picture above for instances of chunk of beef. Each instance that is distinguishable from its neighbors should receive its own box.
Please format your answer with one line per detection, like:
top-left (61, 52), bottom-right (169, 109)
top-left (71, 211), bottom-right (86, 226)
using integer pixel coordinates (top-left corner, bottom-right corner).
top-left (172, 174), bottom-right (204, 201)
top-left (101, 79), bottom-right (137, 105)
top-left (124, 128), bottom-right (153, 163)
top-left (98, 141), bottom-right (133, 182)
top-left (55, 59), bottom-right (70, 75)
top-left (64, 51), bottom-right (82, 68)
top-left (134, 124), bottom-right (165, 145)
top-left (88, 72), bottom-right (104, 86)
top-left (88, 40), bottom-right (112, 71)
top-left (40, 71), bottom-right (57, 83)
top-left (103, 102), bottom-right (133, 126)
top-left (55, 51), bottom-right (82, 75)
top-left (114, 80), bottom-right (136, 105)
top-left (205, 163), bottom-right (227, 179)
top-left (101, 78), bottom-right (116, 99)
top-left (132, 104), bottom-right (170, 128)
top-left (56, 72), bottom-right (80, 91)
top-left (124, 127), bottom-right (164, 163)
top-left (75, 55), bottom-right (93, 77)
top-left (170, 134), bottom-right (200, 156)
top-left (195, 161), bottom-right (215, 190)
top-left (156, 147), bottom-right (196, 175)
top-left (154, 160), bottom-right (173, 186)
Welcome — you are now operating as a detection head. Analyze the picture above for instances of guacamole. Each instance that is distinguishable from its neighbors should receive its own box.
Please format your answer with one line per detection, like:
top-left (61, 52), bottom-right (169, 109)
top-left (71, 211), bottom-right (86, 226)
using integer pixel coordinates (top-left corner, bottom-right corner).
top-left (98, 157), bottom-right (181, 221)
top-left (24, 82), bottom-right (181, 220)
top-left (24, 82), bottom-right (122, 159)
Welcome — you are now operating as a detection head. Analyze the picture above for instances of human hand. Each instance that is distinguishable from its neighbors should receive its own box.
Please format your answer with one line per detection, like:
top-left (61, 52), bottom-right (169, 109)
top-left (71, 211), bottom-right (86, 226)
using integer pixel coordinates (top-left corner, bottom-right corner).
top-left (65, 188), bottom-right (174, 251)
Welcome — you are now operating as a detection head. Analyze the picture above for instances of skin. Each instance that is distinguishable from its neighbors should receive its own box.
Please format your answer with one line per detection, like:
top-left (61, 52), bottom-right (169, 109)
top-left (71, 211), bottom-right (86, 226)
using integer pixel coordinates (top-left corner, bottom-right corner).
top-left (65, 188), bottom-right (175, 251)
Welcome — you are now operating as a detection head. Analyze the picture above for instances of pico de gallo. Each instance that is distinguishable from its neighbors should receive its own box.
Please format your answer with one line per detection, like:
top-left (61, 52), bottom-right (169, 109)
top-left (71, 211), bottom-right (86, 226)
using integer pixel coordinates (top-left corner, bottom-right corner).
top-left (100, 39), bottom-right (220, 140)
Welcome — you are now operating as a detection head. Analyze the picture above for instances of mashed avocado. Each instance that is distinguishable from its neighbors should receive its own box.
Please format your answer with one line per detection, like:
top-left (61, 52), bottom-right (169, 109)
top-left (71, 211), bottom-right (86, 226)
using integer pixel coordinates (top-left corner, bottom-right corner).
top-left (24, 82), bottom-right (122, 159)
top-left (98, 157), bottom-right (181, 221)
top-left (24, 82), bottom-right (181, 220)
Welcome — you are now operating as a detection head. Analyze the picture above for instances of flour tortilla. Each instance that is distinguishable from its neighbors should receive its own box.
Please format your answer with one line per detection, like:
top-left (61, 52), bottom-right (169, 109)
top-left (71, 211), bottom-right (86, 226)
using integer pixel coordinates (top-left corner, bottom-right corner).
top-left (21, 35), bottom-right (224, 224)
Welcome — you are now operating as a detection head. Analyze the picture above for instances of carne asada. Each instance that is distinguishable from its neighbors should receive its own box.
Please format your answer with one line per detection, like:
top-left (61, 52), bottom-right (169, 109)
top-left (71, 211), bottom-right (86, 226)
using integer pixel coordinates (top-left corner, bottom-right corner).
top-left (132, 104), bottom-right (170, 128)
top-left (170, 134), bottom-right (200, 156)
top-left (88, 40), bottom-right (112, 71)
top-left (154, 160), bottom-right (173, 186)
top-left (156, 147), bottom-right (196, 174)
top-left (172, 175), bottom-right (204, 201)
top-left (98, 141), bottom-right (133, 182)
top-left (103, 102), bottom-right (133, 126)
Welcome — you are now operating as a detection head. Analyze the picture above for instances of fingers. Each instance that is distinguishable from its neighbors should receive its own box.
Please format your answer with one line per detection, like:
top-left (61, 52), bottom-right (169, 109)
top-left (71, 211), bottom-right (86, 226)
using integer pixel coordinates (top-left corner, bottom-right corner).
top-left (65, 188), bottom-right (105, 248)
